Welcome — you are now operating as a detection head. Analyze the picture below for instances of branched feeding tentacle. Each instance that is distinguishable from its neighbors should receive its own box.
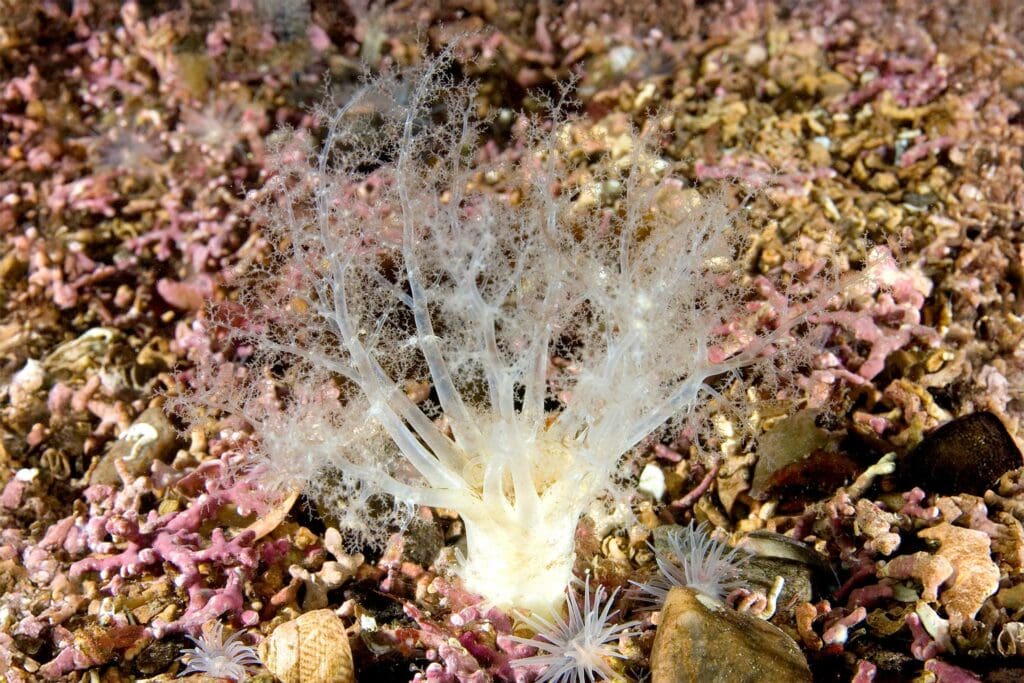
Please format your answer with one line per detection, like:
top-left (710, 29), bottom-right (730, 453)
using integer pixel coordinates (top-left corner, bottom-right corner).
top-left (183, 47), bottom-right (847, 615)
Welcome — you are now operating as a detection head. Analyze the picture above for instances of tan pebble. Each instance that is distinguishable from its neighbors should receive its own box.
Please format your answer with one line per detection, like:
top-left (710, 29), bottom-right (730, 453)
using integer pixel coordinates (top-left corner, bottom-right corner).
top-left (650, 587), bottom-right (811, 683)
top-left (997, 582), bottom-right (1024, 611)
top-left (816, 71), bottom-right (852, 97)
top-left (260, 609), bottom-right (354, 683)
top-left (870, 171), bottom-right (900, 193)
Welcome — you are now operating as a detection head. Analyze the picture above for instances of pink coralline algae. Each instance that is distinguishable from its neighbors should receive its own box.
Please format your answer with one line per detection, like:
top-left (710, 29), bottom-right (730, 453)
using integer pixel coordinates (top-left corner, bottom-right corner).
top-left (0, 0), bottom-right (296, 331)
top-left (405, 601), bottom-right (534, 683)
top-left (907, 611), bottom-right (946, 661)
top-left (811, 251), bottom-right (938, 384)
top-left (821, 606), bottom-right (867, 648)
top-left (65, 482), bottom-right (262, 635)
top-left (924, 659), bottom-right (984, 683)
top-left (695, 155), bottom-right (836, 197)
top-left (8, 451), bottom-right (274, 679)
top-left (37, 623), bottom-right (147, 679)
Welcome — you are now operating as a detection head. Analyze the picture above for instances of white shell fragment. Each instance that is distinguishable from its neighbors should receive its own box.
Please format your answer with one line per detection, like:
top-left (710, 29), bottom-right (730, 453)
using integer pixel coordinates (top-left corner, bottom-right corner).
top-left (259, 609), bottom-right (355, 683)
top-left (997, 622), bottom-right (1024, 656)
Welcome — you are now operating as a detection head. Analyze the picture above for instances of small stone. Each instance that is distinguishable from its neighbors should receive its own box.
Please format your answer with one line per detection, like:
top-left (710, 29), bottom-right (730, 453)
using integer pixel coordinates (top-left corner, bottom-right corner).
top-left (131, 599), bottom-right (170, 625)
top-left (741, 556), bottom-right (814, 620)
top-left (866, 604), bottom-right (916, 637)
top-left (903, 192), bottom-right (938, 210)
top-left (750, 410), bottom-right (837, 501)
top-left (131, 636), bottom-right (186, 676)
top-left (88, 406), bottom-right (178, 486)
top-left (997, 583), bottom-right (1024, 611)
top-left (900, 412), bottom-right (1023, 496)
top-left (739, 531), bottom-right (831, 618)
top-left (650, 587), bottom-right (812, 683)
top-left (816, 71), bottom-right (852, 97)
top-left (805, 140), bottom-right (832, 166)
top-left (869, 171), bottom-right (899, 192)
top-left (743, 44), bottom-right (767, 67)
top-left (399, 518), bottom-right (444, 567)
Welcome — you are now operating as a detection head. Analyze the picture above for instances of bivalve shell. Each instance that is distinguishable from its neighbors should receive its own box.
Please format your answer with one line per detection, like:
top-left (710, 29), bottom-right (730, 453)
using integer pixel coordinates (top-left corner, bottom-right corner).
top-left (259, 609), bottom-right (354, 683)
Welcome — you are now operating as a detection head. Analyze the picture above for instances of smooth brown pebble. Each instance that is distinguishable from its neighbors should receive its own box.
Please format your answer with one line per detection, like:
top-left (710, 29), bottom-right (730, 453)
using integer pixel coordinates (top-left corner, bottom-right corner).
top-left (900, 411), bottom-right (1022, 495)
top-left (650, 587), bottom-right (811, 683)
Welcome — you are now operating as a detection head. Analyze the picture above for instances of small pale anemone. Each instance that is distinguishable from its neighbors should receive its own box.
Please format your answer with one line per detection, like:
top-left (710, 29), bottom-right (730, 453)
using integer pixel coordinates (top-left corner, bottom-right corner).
top-left (179, 620), bottom-right (261, 681)
top-left (509, 578), bottom-right (638, 683)
top-left (631, 521), bottom-right (749, 604)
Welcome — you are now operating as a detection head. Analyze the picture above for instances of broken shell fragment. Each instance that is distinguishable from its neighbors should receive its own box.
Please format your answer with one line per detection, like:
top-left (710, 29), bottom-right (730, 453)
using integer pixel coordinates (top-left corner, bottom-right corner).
top-left (997, 622), bottom-right (1024, 656)
top-left (259, 609), bottom-right (355, 683)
